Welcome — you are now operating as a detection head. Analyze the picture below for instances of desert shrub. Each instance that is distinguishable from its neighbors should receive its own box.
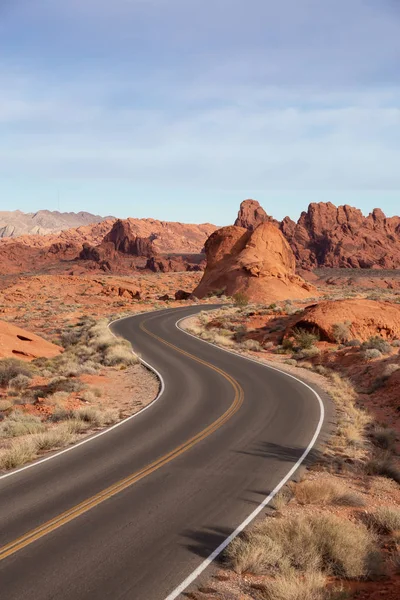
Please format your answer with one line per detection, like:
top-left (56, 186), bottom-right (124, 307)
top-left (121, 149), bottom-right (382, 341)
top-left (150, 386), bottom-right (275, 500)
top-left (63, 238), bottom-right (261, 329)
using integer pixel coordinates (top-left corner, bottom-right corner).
top-left (284, 359), bottom-right (297, 366)
top-left (47, 377), bottom-right (86, 395)
top-left (382, 363), bottom-right (400, 378)
top-left (0, 399), bottom-right (13, 412)
top-left (361, 336), bottom-right (392, 355)
top-left (263, 341), bottom-right (275, 350)
top-left (241, 339), bottom-right (262, 352)
top-left (368, 507), bottom-right (400, 533)
top-left (257, 570), bottom-right (327, 600)
top-left (365, 452), bottom-right (400, 484)
top-left (297, 346), bottom-right (320, 359)
top-left (103, 345), bottom-right (137, 366)
top-left (371, 426), bottom-right (397, 450)
top-left (0, 359), bottom-right (33, 386)
top-left (74, 407), bottom-right (104, 426)
top-left (293, 328), bottom-right (320, 349)
top-left (8, 374), bottom-right (31, 391)
top-left (332, 321), bottom-right (352, 343)
top-left (60, 330), bottom-right (81, 348)
top-left (314, 365), bottom-right (328, 376)
top-left (0, 437), bottom-right (38, 469)
top-left (234, 324), bottom-right (247, 342)
top-left (226, 513), bottom-right (379, 579)
top-left (34, 425), bottom-right (75, 451)
top-left (294, 479), bottom-right (365, 507)
top-left (392, 340), bottom-right (400, 347)
top-left (271, 486), bottom-right (293, 511)
top-left (0, 411), bottom-right (46, 438)
top-left (346, 339), bottom-right (361, 347)
top-left (102, 409), bottom-right (119, 425)
top-left (233, 292), bottom-right (249, 307)
top-left (363, 348), bottom-right (382, 360)
top-left (282, 338), bottom-right (294, 352)
top-left (49, 406), bottom-right (75, 422)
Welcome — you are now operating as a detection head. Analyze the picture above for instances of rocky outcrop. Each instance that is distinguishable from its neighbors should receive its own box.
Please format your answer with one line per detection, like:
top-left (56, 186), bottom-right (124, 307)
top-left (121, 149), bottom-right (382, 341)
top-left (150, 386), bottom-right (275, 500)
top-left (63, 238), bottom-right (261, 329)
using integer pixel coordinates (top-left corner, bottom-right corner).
top-left (193, 223), bottom-right (316, 302)
top-left (234, 199), bottom-right (279, 231)
top-left (175, 290), bottom-right (194, 301)
top-left (287, 299), bottom-right (400, 342)
top-left (281, 203), bottom-right (400, 270)
top-left (145, 256), bottom-right (186, 273)
top-left (0, 320), bottom-right (62, 360)
top-left (103, 220), bottom-right (155, 258)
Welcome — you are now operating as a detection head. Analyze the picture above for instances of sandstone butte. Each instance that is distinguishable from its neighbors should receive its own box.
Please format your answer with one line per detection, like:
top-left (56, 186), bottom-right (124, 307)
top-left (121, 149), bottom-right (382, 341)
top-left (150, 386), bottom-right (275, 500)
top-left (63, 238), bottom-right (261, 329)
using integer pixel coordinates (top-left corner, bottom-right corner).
top-left (193, 222), bottom-right (316, 302)
top-left (287, 299), bottom-right (400, 343)
top-left (236, 199), bottom-right (400, 270)
top-left (0, 320), bottom-right (62, 361)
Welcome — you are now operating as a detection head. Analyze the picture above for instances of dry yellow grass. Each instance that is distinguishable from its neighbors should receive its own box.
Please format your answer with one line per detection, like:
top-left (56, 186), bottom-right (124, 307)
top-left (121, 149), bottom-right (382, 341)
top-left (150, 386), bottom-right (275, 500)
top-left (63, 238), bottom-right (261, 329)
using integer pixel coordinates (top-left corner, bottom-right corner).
top-left (294, 479), bottom-right (365, 507)
top-left (258, 570), bottom-right (327, 600)
top-left (226, 512), bottom-right (379, 579)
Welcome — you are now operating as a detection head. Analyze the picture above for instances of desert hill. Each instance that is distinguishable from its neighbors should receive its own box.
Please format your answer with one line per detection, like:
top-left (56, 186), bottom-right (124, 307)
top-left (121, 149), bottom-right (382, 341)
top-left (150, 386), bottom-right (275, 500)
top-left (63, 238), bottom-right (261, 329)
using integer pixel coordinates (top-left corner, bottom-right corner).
top-left (0, 210), bottom-right (113, 238)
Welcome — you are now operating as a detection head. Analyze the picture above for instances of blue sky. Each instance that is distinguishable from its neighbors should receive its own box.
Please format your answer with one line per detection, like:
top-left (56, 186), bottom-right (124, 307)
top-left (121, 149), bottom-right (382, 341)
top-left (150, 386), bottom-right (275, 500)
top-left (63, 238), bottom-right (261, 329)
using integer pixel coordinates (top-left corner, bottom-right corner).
top-left (0, 0), bottom-right (399, 224)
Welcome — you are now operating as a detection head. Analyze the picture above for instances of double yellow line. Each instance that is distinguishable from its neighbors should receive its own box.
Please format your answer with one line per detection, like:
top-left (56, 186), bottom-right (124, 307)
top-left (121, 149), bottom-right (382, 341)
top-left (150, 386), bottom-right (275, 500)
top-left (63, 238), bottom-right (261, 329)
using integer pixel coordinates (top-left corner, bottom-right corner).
top-left (0, 317), bottom-right (244, 562)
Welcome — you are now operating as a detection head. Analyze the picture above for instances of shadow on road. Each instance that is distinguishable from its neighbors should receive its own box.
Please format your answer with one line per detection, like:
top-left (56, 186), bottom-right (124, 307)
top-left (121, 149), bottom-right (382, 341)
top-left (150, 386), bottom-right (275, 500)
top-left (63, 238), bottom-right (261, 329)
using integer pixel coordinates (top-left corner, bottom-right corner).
top-left (236, 440), bottom-right (326, 468)
top-left (181, 525), bottom-right (234, 560)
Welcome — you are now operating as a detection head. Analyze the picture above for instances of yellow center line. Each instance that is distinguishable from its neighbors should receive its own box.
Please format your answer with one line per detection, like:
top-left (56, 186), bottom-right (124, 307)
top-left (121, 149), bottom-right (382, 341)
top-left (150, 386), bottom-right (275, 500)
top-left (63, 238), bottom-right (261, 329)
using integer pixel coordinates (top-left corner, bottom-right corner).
top-left (0, 317), bottom-right (244, 562)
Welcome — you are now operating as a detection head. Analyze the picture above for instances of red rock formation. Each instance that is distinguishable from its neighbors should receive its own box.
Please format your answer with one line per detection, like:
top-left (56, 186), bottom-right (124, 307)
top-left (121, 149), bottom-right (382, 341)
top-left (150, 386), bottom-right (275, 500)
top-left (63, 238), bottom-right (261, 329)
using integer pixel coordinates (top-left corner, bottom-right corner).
top-left (103, 220), bottom-right (155, 258)
top-left (234, 199), bottom-right (278, 231)
top-left (193, 223), bottom-right (316, 302)
top-left (0, 217), bottom-right (214, 275)
top-left (0, 320), bottom-right (62, 360)
top-left (145, 256), bottom-right (186, 273)
top-left (281, 203), bottom-right (400, 270)
top-left (287, 299), bottom-right (400, 342)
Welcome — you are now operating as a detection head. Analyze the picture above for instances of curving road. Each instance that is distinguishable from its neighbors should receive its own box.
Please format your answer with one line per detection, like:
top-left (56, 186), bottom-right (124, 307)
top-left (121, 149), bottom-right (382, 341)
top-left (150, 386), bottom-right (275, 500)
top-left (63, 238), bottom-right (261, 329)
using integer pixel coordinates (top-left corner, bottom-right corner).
top-left (0, 306), bottom-right (331, 600)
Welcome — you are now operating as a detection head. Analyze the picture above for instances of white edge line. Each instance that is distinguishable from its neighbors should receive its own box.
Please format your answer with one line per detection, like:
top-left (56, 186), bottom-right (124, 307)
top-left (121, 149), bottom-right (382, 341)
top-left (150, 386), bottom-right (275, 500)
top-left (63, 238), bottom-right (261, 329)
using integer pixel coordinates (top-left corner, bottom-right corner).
top-left (163, 315), bottom-right (326, 600)
top-left (0, 311), bottom-right (168, 481)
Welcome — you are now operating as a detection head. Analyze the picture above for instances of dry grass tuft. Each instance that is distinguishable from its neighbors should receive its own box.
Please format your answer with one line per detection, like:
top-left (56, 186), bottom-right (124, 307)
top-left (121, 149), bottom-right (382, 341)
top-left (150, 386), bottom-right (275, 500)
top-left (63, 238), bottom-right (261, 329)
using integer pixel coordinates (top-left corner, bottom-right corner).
top-left (0, 411), bottom-right (46, 438)
top-left (368, 507), bottom-right (400, 534)
top-left (294, 479), bottom-right (365, 507)
top-left (257, 570), bottom-right (327, 600)
top-left (0, 437), bottom-right (38, 469)
top-left (225, 512), bottom-right (380, 580)
top-left (370, 426), bottom-right (397, 450)
top-left (365, 452), bottom-right (400, 484)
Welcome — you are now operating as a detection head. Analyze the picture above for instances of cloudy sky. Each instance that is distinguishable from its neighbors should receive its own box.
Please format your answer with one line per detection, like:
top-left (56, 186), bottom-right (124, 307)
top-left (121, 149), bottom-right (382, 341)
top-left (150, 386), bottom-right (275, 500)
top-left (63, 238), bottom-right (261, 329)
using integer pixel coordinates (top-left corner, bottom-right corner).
top-left (0, 0), bottom-right (399, 223)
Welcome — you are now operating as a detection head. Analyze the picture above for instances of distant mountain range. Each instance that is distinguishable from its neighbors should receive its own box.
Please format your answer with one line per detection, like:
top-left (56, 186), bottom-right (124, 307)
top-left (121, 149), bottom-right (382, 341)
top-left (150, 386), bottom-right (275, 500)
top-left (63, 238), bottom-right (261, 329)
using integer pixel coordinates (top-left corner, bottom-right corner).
top-left (0, 210), bottom-right (114, 238)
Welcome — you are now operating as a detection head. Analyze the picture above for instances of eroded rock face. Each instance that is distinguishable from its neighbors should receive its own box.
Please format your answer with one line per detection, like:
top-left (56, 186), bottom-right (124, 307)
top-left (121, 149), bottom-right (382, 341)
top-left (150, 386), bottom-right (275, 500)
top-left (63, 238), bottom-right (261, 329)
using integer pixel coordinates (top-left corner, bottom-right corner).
top-left (103, 220), bottom-right (155, 258)
top-left (0, 320), bottom-right (62, 360)
top-left (193, 223), bottom-right (316, 302)
top-left (234, 199), bottom-right (278, 231)
top-left (145, 256), bottom-right (186, 273)
top-left (287, 299), bottom-right (400, 342)
top-left (282, 202), bottom-right (400, 269)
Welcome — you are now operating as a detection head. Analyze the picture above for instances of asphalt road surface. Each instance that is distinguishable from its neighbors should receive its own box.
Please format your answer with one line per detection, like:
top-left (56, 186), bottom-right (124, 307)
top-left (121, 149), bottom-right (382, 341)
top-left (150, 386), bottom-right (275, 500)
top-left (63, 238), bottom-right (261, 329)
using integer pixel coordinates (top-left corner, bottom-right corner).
top-left (0, 305), bottom-right (331, 600)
